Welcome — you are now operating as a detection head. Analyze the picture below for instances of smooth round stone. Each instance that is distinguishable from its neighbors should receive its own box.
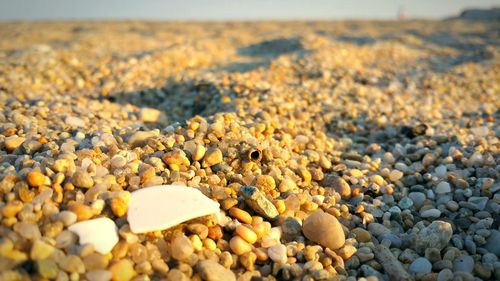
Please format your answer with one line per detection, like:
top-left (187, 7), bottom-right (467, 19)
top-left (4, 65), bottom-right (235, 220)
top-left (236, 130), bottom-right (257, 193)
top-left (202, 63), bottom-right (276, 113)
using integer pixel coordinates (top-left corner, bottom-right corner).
top-left (446, 201), bottom-right (459, 211)
top-left (394, 163), bottom-right (408, 172)
top-left (409, 257), bottom-right (432, 274)
top-left (109, 260), bottom-right (136, 281)
top-left (398, 197), bottom-right (413, 209)
top-left (170, 235), bottom-right (194, 261)
top-left (435, 182), bottom-right (451, 194)
top-left (453, 255), bottom-right (474, 273)
top-left (388, 206), bottom-right (402, 214)
top-left (408, 192), bottom-right (426, 209)
top-left (379, 233), bottom-right (402, 248)
top-left (435, 165), bottom-right (447, 178)
top-left (281, 217), bottom-right (302, 242)
top-left (58, 211), bottom-right (78, 226)
top-left (26, 171), bottom-right (45, 187)
top-left (86, 270), bottom-right (112, 281)
top-left (437, 269), bottom-right (454, 281)
top-left (268, 244), bottom-right (287, 264)
top-left (229, 236), bottom-right (252, 255)
top-left (367, 223), bottom-right (390, 237)
top-left (196, 260), bottom-right (236, 281)
top-left (468, 197), bottom-right (488, 211)
top-left (389, 170), bottom-right (404, 182)
top-left (71, 171), bottom-right (94, 189)
top-left (110, 155), bottom-right (127, 168)
top-left (421, 208), bottom-right (441, 219)
top-left (303, 210), bottom-right (345, 250)
top-left (352, 228), bottom-right (371, 242)
top-left (484, 230), bottom-right (500, 256)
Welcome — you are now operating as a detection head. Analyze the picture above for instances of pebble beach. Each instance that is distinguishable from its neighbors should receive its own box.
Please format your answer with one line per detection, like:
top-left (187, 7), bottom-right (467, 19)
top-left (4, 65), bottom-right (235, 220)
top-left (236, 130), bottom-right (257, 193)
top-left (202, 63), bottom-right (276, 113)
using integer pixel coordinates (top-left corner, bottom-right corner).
top-left (0, 19), bottom-right (499, 281)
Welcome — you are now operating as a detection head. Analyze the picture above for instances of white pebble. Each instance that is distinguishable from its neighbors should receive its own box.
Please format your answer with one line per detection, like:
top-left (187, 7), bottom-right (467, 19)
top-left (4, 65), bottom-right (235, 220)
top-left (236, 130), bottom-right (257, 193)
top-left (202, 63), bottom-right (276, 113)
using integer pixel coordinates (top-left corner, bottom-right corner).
top-left (267, 244), bottom-right (287, 264)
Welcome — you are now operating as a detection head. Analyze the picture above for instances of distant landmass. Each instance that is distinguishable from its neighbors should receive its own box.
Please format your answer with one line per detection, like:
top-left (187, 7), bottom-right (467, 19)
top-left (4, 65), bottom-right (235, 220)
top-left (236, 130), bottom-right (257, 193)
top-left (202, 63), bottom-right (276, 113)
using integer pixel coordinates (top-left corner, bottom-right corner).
top-left (454, 7), bottom-right (500, 20)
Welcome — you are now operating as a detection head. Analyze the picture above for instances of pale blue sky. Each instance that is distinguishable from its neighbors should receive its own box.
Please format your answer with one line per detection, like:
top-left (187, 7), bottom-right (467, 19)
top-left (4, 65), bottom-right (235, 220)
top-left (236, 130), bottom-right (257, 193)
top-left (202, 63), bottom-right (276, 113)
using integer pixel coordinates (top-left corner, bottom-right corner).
top-left (0, 0), bottom-right (498, 21)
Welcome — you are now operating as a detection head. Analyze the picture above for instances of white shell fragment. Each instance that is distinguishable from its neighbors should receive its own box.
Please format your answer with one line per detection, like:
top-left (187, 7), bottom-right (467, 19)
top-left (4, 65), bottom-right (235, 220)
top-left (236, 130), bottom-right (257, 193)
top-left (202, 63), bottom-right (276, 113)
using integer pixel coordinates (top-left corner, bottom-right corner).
top-left (127, 185), bottom-right (220, 233)
top-left (68, 217), bottom-right (119, 254)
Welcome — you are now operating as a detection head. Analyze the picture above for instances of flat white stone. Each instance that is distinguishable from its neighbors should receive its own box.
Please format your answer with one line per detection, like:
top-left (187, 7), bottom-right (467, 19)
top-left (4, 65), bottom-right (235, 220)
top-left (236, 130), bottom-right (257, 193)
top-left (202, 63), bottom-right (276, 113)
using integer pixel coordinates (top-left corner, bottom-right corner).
top-left (127, 185), bottom-right (220, 233)
top-left (68, 217), bottom-right (118, 254)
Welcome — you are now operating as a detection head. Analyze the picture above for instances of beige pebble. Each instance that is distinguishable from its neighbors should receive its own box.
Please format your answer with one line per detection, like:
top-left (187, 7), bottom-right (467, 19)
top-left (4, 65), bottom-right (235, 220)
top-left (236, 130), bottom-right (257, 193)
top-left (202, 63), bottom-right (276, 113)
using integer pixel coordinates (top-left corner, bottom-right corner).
top-left (389, 170), bottom-right (404, 182)
top-left (303, 210), bottom-right (345, 250)
top-left (170, 234), bottom-right (194, 261)
top-left (192, 144), bottom-right (206, 161)
top-left (267, 244), bottom-right (287, 264)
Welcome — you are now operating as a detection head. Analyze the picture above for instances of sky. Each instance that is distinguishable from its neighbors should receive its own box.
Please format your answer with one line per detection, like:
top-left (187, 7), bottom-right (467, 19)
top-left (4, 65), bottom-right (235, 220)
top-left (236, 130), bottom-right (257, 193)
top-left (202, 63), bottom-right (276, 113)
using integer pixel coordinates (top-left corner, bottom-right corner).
top-left (0, 0), bottom-right (499, 21)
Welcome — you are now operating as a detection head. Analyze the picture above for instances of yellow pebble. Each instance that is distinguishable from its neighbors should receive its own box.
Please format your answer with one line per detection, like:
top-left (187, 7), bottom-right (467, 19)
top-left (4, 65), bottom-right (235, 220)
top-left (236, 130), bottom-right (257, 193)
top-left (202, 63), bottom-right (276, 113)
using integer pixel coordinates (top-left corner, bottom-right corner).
top-left (229, 236), bottom-right (252, 255)
top-left (299, 168), bottom-right (312, 184)
top-left (190, 235), bottom-right (203, 251)
top-left (110, 191), bottom-right (130, 217)
top-left (26, 171), bottom-right (45, 187)
top-left (235, 225), bottom-right (258, 244)
top-left (109, 259), bottom-right (137, 281)
top-left (371, 175), bottom-right (384, 186)
top-left (203, 238), bottom-right (216, 251)
top-left (274, 200), bottom-right (286, 214)
top-left (229, 207), bottom-right (252, 224)
top-left (254, 247), bottom-right (269, 261)
top-left (2, 200), bottom-right (23, 217)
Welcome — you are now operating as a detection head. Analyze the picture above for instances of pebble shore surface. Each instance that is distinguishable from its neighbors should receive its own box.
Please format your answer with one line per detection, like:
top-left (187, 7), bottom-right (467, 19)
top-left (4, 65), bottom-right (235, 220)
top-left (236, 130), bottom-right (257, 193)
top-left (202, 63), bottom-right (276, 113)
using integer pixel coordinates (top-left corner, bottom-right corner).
top-left (0, 20), bottom-right (499, 281)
